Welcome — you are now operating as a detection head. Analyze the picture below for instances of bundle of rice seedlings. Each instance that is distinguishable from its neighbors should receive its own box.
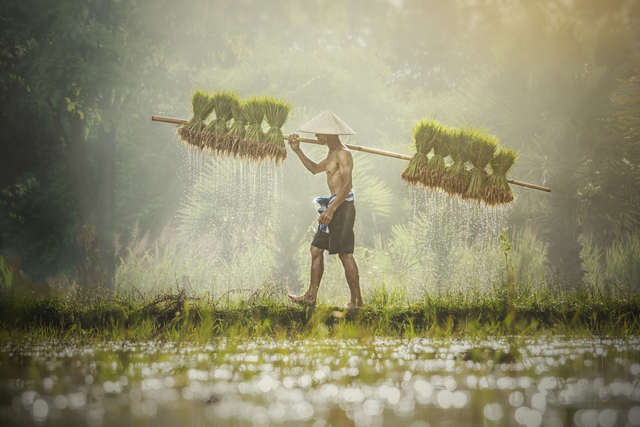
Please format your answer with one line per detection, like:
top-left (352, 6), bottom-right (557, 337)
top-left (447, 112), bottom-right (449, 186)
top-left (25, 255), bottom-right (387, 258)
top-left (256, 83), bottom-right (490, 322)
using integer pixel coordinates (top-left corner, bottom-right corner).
top-left (244, 96), bottom-right (266, 161)
top-left (225, 100), bottom-right (248, 158)
top-left (177, 89), bottom-right (214, 150)
top-left (201, 90), bottom-right (237, 153)
top-left (480, 147), bottom-right (518, 206)
top-left (402, 152), bottom-right (429, 185)
top-left (463, 130), bottom-right (497, 201)
top-left (215, 95), bottom-right (241, 156)
top-left (441, 129), bottom-right (470, 196)
top-left (401, 119), bottom-right (440, 185)
top-left (263, 96), bottom-right (293, 164)
top-left (420, 127), bottom-right (451, 189)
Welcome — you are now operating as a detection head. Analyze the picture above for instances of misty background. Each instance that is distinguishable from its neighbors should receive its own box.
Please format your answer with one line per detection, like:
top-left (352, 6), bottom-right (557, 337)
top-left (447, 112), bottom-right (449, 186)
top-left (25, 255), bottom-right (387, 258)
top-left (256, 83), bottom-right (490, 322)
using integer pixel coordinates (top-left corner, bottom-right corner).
top-left (1, 0), bottom-right (639, 300)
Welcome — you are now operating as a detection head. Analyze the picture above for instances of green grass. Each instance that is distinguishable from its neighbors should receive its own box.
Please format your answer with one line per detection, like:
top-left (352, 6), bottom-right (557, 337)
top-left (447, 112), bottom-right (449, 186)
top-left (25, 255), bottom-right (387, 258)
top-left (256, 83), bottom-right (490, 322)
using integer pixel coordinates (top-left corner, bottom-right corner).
top-left (1, 282), bottom-right (638, 343)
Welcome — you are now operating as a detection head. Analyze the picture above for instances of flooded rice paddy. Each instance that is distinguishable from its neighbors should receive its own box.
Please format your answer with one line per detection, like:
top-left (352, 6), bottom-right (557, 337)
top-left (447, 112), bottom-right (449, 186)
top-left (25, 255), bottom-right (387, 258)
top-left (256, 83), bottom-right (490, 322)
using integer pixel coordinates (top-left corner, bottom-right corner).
top-left (1, 337), bottom-right (640, 426)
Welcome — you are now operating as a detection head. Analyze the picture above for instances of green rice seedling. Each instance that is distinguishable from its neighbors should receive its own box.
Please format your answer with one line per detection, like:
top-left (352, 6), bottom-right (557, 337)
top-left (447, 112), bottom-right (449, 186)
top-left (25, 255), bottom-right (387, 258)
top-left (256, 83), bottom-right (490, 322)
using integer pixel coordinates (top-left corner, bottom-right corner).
top-left (420, 127), bottom-right (451, 189)
top-left (401, 119), bottom-right (439, 185)
top-left (441, 129), bottom-right (470, 196)
top-left (480, 147), bottom-right (517, 205)
top-left (263, 96), bottom-right (293, 164)
top-left (225, 100), bottom-right (249, 158)
top-left (244, 96), bottom-right (266, 161)
top-left (464, 129), bottom-right (497, 201)
top-left (216, 94), bottom-right (241, 156)
top-left (236, 101), bottom-right (261, 159)
top-left (201, 90), bottom-right (238, 153)
top-left (177, 89), bottom-right (214, 150)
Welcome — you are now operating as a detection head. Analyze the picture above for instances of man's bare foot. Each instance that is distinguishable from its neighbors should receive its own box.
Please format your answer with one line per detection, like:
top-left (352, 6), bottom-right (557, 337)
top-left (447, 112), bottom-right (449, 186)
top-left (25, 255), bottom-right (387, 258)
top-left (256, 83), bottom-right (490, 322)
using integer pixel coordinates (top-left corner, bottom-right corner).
top-left (288, 294), bottom-right (316, 306)
top-left (346, 301), bottom-right (364, 309)
top-left (333, 302), bottom-right (363, 318)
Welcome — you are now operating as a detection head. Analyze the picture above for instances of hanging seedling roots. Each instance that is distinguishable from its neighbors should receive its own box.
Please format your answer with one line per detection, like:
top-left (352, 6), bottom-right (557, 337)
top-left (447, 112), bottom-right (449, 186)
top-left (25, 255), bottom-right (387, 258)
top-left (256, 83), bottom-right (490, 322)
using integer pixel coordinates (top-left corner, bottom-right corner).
top-left (177, 128), bottom-right (196, 148)
top-left (421, 155), bottom-right (446, 188)
top-left (401, 152), bottom-right (429, 185)
top-left (480, 184), bottom-right (514, 206)
top-left (441, 163), bottom-right (469, 196)
top-left (442, 175), bottom-right (469, 196)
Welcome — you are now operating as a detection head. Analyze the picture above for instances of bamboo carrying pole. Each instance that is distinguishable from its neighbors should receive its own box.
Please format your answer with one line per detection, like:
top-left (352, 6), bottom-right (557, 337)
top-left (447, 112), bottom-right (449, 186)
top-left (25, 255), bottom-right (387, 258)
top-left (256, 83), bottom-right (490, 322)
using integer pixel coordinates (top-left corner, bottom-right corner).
top-left (151, 115), bottom-right (552, 193)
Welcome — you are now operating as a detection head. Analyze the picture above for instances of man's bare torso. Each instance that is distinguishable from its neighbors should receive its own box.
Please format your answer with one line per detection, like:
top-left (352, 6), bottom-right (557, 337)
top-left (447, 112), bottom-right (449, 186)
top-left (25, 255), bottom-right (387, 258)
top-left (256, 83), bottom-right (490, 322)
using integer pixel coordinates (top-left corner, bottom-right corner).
top-left (325, 147), bottom-right (349, 195)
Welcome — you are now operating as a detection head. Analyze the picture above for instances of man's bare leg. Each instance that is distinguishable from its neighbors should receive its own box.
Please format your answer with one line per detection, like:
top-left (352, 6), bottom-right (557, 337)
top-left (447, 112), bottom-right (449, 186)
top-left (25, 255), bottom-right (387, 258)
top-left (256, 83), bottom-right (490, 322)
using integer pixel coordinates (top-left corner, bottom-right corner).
top-left (338, 253), bottom-right (363, 308)
top-left (288, 245), bottom-right (324, 305)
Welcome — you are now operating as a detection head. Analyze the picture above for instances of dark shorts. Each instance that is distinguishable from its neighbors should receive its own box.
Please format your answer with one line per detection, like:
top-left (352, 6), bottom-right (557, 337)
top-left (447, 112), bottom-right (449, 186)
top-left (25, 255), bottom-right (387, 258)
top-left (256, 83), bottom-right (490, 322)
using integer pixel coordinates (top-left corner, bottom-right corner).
top-left (311, 201), bottom-right (356, 255)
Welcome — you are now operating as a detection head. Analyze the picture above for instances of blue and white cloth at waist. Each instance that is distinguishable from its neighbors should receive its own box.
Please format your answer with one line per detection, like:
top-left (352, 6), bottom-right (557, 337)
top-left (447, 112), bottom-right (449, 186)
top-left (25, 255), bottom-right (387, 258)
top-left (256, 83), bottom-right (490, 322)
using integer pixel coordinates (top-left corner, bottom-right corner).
top-left (314, 190), bottom-right (355, 233)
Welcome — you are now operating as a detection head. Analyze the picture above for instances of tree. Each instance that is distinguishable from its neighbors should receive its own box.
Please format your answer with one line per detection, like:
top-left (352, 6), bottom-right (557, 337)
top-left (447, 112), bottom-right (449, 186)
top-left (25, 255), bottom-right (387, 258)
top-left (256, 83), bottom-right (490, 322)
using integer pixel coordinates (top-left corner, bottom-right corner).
top-left (1, 0), bottom-right (178, 284)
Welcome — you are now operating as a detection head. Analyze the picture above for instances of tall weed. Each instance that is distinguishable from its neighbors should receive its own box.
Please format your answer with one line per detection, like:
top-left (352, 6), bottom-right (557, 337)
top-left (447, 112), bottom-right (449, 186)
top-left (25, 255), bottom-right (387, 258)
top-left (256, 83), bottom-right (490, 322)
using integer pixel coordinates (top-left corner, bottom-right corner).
top-left (510, 225), bottom-right (548, 286)
top-left (606, 232), bottom-right (640, 292)
top-left (581, 237), bottom-right (604, 289)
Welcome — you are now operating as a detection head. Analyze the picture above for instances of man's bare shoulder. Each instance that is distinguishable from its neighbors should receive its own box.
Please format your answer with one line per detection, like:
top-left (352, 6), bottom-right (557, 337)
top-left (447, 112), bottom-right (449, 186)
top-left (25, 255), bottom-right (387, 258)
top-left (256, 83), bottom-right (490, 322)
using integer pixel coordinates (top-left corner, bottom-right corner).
top-left (334, 148), bottom-right (353, 164)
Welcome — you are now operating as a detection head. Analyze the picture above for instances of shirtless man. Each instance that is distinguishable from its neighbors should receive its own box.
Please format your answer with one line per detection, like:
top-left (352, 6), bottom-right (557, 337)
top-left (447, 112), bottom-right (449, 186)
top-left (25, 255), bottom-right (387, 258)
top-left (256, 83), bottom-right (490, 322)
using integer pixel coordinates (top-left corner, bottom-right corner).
top-left (287, 124), bottom-right (364, 308)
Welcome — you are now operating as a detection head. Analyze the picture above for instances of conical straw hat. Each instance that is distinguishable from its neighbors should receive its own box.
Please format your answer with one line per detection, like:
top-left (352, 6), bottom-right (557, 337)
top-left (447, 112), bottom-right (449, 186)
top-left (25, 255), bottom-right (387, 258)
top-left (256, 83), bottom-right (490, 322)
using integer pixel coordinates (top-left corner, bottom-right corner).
top-left (298, 110), bottom-right (356, 135)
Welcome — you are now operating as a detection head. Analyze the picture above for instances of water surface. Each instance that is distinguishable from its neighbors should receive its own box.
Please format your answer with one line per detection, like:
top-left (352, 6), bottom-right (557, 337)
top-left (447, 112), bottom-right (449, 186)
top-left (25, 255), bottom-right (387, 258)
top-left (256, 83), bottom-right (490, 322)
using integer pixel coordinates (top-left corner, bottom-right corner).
top-left (1, 337), bottom-right (639, 426)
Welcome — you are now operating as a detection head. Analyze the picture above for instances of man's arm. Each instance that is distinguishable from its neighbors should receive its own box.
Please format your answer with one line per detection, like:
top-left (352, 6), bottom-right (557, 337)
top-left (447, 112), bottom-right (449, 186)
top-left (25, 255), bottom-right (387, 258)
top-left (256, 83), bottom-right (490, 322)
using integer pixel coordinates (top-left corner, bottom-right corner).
top-left (288, 133), bottom-right (326, 175)
top-left (318, 150), bottom-right (353, 226)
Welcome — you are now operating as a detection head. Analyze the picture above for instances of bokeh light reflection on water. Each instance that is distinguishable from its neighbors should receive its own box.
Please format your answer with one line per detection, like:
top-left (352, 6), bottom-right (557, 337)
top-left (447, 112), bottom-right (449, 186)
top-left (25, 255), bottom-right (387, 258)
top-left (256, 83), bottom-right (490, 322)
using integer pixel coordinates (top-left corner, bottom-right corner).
top-left (0, 337), bottom-right (639, 426)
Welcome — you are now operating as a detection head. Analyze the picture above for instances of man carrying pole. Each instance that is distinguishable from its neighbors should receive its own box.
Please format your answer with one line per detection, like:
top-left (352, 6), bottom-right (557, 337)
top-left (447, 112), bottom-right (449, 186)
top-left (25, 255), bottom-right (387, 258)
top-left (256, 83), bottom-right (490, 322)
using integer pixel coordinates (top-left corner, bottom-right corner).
top-left (287, 110), bottom-right (364, 309)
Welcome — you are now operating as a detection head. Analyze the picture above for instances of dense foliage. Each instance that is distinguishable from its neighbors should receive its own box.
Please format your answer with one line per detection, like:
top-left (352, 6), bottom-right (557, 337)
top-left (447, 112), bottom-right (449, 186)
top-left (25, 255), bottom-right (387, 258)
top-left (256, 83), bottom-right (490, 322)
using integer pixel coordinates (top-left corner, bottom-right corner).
top-left (1, 0), bottom-right (639, 291)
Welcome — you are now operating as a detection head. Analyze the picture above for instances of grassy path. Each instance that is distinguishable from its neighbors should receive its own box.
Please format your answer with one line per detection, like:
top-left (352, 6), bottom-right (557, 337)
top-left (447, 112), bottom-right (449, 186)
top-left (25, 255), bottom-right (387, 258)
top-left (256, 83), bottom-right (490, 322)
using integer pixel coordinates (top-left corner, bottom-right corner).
top-left (1, 285), bottom-right (639, 341)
